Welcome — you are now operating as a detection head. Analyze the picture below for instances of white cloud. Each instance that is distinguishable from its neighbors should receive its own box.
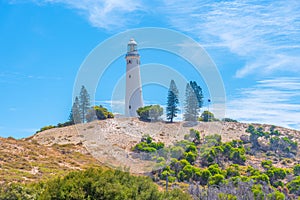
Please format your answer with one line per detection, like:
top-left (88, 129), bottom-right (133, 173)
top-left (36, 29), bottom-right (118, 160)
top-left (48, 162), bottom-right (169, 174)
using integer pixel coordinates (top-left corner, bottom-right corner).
top-left (226, 77), bottom-right (300, 130)
top-left (12, 0), bottom-right (145, 30)
top-left (14, 0), bottom-right (300, 78)
top-left (162, 0), bottom-right (300, 77)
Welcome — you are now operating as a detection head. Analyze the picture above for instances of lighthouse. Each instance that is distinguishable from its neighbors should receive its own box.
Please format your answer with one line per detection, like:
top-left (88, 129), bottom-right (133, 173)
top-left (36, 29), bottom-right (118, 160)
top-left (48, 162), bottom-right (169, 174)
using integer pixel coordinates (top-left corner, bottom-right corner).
top-left (125, 38), bottom-right (143, 117)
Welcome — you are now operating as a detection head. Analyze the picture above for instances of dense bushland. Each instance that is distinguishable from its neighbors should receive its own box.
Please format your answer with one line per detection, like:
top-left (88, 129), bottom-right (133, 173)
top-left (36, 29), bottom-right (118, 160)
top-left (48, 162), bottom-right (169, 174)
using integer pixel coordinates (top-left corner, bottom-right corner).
top-left (0, 168), bottom-right (191, 200)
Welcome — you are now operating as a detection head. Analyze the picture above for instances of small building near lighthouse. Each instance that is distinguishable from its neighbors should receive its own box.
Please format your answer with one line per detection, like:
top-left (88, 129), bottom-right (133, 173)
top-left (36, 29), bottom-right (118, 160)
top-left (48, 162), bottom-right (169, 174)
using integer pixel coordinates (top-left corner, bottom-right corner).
top-left (125, 38), bottom-right (143, 117)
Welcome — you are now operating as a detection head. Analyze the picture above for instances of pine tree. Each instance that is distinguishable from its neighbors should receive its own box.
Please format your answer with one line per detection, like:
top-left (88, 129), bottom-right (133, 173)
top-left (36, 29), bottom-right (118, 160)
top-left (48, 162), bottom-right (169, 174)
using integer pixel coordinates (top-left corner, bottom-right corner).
top-left (190, 81), bottom-right (203, 108)
top-left (166, 80), bottom-right (179, 122)
top-left (184, 83), bottom-right (199, 121)
top-left (79, 85), bottom-right (90, 123)
top-left (69, 96), bottom-right (81, 124)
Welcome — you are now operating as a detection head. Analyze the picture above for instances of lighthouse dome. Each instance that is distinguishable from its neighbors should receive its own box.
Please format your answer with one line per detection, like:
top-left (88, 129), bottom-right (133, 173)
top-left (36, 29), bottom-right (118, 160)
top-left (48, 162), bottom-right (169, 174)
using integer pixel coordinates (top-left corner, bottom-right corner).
top-left (128, 38), bottom-right (137, 45)
top-left (126, 38), bottom-right (139, 56)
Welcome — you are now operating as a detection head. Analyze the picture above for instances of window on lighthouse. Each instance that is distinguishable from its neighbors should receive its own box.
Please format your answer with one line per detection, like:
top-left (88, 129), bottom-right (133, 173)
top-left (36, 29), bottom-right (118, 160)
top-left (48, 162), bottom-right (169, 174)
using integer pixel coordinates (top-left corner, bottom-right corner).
top-left (128, 60), bottom-right (131, 64)
top-left (129, 105), bottom-right (131, 109)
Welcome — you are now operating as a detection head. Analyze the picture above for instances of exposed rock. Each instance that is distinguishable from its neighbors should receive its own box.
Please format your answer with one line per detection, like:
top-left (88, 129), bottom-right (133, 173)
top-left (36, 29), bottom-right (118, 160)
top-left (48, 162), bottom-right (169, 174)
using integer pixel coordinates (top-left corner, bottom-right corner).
top-left (240, 134), bottom-right (250, 143)
top-left (257, 137), bottom-right (270, 151)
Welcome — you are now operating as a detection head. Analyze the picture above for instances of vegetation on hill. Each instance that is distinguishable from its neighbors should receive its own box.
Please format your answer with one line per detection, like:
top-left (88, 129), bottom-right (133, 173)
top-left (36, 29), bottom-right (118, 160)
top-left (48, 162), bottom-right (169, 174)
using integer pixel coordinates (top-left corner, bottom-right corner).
top-left (86, 105), bottom-right (114, 122)
top-left (136, 105), bottom-right (163, 121)
top-left (199, 110), bottom-right (218, 122)
top-left (246, 124), bottom-right (298, 157)
top-left (69, 85), bottom-right (113, 125)
top-left (0, 168), bottom-right (191, 200)
top-left (166, 80), bottom-right (180, 123)
top-left (184, 83), bottom-right (200, 122)
top-left (131, 126), bottom-right (300, 199)
top-left (2, 118), bottom-right (300, 199)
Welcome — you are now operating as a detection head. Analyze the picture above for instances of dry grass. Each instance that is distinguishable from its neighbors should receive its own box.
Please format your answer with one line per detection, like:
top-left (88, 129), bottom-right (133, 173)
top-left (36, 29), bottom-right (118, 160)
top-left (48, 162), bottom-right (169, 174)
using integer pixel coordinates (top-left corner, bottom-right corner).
top-left (0, 137), bottom-right (100, 184)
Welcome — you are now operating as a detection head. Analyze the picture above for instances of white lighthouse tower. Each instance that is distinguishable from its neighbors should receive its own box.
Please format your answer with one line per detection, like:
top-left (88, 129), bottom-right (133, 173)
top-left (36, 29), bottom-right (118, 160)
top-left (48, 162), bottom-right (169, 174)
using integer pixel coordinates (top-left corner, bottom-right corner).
top-left (125, 38), bottom-right (143, 117)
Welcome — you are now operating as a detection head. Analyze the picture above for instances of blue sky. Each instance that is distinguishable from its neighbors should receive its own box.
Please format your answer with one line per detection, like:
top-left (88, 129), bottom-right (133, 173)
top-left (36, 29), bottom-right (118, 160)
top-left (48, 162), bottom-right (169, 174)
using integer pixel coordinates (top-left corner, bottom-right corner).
top-left (0, 0), bottom-right (299, 138)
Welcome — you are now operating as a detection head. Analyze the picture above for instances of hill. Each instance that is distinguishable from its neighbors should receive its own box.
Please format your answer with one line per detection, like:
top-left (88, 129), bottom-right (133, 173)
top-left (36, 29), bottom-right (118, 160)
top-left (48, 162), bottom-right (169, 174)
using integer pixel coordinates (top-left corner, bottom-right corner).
top-left (29, 118), bottom-right (300, 173)
top-left (2, 118), bottom-right (300, 199)
top-left (0, 136), bottom-right (100, 183)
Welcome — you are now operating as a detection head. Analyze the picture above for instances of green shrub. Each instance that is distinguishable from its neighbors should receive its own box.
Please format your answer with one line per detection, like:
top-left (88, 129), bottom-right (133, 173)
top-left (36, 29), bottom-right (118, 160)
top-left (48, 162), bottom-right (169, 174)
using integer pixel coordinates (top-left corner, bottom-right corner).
top-left (266, 167), bottom-right (287, 184)
top-left (208, 164), bottom-right (223, 176)
top-left (226, 165), bottom-right (240, 178)
top-left (177, 171), bottom-right (186, 182)
top-left (182, 165), bottom-right (194, 180)
top-left (36, 125), bottom-right (56, 133)
top-left (247, 166), bottom-right (261, 176)
top-left (156, 157), bottom-right (165, 163)
top-left (266, 191), bottom-right (285, 200)
top-left (170, 146), bottom-right (185, 159)
top-left (252, 184), bottom-right (264, 200)
top-left (251, 174), bottom-right (270, 184)
top-left (199, 169), bottom-right (211, 185)
top-left (186, 144), bottom-right (197, 153)
top-left (142, 147), bottom-right (157, 153)
top-left (93, 105), bottom-right (114, 120)
top-left (218, 193), bottom-right (237, 200)
top-left (294, 164), bottom-right (300, 176)
top-left (200, 110), bottom-right (217, 122)
top-left (253, 189), bottom-right (264, 200)
top-left (287, 176), bottom-right (300, 195)
top-left (204, 134), bottom-right (222, 146)
top-left (184, 152), bottom-right (197, 164)
top-left (133, 142), bottom-right (148, 151)
top-left (132, 138), bottom-right (165, 154)
top-left (160, 169), bottom-right (175, 179)
top-left (179, 159), bottom-right (190, 167)
top-left (189, 129), bottom-right (200, 143)
top-left (272, 181), bottom-right (284, 188)
top-left (137, 105), bottom-right (163, 121)
top-left (145, 135), bottom-right (152, 143)
top-left (261, 160), bottom-right (273, 169)
top-left (208, 174), bottom-right (225, 186)
top-left (149, 142), bottom-right (164, 150)
top-left (229, 148), bottom-right (246, 164)
top-left (0, 168), bottom-right (191, 199)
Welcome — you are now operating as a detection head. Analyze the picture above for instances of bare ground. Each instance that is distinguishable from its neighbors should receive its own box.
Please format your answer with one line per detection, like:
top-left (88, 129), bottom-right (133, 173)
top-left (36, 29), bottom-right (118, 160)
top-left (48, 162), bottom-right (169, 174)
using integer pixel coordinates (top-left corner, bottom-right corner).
top-left (30, 118), bottom-right (300, 173)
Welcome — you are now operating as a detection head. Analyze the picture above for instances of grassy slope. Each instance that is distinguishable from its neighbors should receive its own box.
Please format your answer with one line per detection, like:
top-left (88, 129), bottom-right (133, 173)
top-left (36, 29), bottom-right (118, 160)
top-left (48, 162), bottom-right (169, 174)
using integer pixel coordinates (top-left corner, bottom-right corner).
top-left (0, 137), bottom-right (100, 183)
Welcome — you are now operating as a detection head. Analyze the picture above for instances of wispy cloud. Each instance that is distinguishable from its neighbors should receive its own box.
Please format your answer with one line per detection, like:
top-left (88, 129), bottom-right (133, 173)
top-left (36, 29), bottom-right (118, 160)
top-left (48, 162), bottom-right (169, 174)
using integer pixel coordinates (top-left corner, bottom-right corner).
top-left (12, 0), bottom-right (300, 77)
top-left (13, 0), bottom-right (146, 30)
top-left (0, 71), bottom-right (62, 83)
top-left (227, 77), bottom-right (300, 130)
top-left (162, 0), bottom-right (300, 77)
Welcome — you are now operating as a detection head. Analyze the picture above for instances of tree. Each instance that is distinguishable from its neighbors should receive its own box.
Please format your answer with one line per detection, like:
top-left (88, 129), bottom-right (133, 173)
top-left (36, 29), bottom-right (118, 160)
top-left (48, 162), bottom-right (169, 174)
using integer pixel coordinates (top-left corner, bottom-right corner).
top-left (137, 105), bottom-right (163, 121)
top-left (86, 108), bottom-right (97, 122)
top-left (184, 83), bottom-right (199, 121)
top-left (190, 81), bottom-right (203, 108)
top-left (166, 80), bottom-right (179, 122)
top-left (85, 105), bottom-right (114, 122)
top-left (200, 110), bottom-right (215, 122)
top-left (94, 105), bottom-right (114, 120)
top-left (79, 85), bottom-right (90, 123)
top-left (69, 96), bottom-right (81, 124)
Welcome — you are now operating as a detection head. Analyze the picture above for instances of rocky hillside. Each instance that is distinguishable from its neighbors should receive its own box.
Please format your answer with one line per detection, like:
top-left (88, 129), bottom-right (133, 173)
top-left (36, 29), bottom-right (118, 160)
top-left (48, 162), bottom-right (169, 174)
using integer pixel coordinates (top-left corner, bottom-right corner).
top-left (1, 118), bottom-right (299, 184)
top-left (28, 118), bottom-right (300, 173)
